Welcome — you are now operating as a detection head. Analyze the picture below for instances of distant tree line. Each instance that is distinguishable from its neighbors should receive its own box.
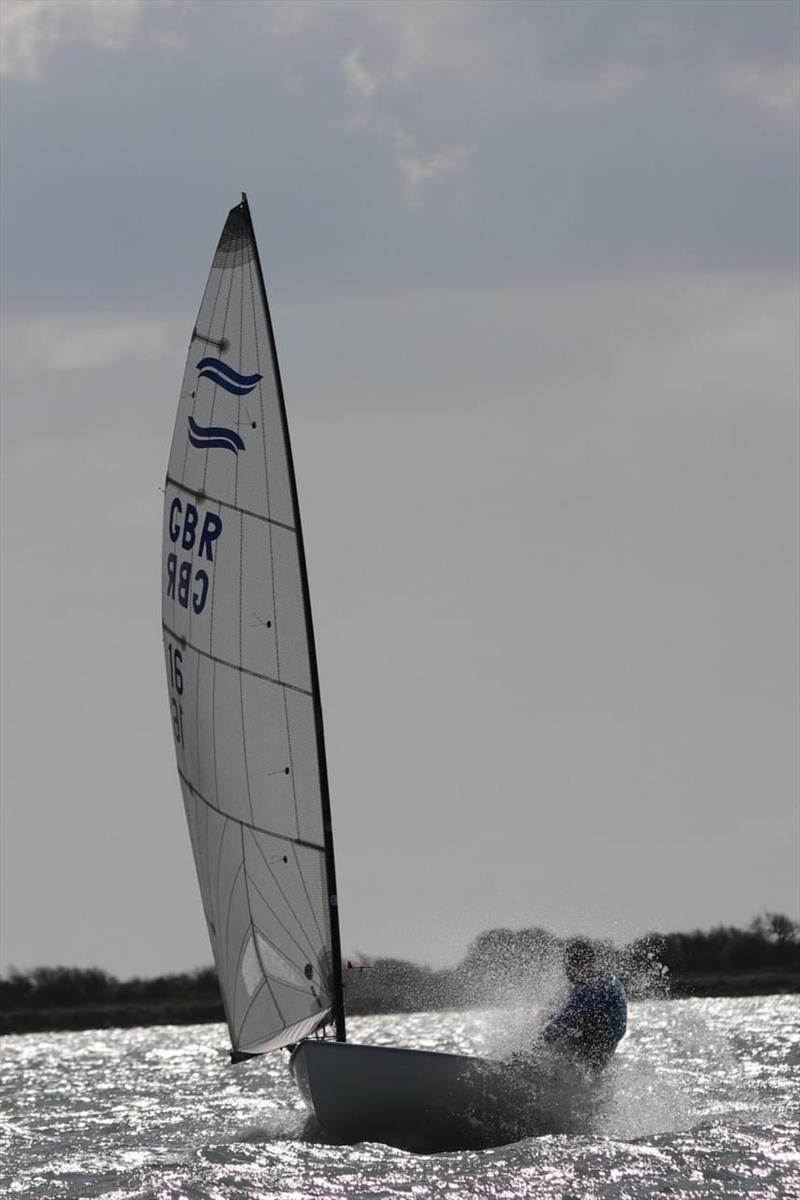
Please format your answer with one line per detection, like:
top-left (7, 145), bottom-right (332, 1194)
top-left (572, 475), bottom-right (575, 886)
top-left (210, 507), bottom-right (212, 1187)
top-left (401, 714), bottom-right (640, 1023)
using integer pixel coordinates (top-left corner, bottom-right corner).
top-left (0, 966), bottom-right (220, 1011)
top-left (343, 913), bottom-right (799, 1013)
top-left (644, 912), bottom-right (799, 979)
top-left (1, 914), bottom-right (797, 1034)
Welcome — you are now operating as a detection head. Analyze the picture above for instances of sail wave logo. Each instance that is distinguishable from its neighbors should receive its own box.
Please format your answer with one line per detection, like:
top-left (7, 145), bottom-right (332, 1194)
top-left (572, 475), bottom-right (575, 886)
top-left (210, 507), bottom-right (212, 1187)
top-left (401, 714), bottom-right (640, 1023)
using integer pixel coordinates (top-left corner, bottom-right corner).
top-left (188, 416), bottom-right (246, 455)
top-left (196, 357), bottom-right (262, 396)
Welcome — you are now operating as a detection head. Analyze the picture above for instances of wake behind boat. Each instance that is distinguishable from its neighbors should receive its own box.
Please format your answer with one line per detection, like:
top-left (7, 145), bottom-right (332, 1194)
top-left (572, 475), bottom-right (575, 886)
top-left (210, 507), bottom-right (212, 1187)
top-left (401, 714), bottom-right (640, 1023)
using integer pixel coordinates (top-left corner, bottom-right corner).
top-left (162, 196), bottom-right (620, 1153)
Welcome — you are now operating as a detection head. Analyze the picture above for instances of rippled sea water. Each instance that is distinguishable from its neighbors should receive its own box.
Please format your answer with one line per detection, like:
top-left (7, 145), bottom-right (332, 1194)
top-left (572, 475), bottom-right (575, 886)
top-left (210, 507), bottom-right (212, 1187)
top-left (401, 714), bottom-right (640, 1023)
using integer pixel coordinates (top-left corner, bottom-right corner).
top-left (1, 997), bottom-right (798, 1199)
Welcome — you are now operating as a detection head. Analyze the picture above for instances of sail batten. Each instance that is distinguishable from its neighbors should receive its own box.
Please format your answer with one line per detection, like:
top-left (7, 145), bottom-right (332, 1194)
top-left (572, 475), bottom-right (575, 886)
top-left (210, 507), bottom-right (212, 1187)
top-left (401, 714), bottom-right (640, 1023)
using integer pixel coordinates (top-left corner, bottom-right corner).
top-left (163, 476), bottom-right (297, 533)
top-left (176, 767), bottom-right (326, 851)
top-left (163, 196), bottom-right (344, 1054)
top-left (162, 623), bottom-right (314, 699)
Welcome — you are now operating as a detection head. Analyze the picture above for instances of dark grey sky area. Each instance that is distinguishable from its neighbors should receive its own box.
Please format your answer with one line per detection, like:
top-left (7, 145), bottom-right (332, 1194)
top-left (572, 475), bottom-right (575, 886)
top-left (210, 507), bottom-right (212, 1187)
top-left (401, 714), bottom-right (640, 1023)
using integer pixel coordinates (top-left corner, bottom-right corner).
top-left (1, 0), bottom-right (798, 977)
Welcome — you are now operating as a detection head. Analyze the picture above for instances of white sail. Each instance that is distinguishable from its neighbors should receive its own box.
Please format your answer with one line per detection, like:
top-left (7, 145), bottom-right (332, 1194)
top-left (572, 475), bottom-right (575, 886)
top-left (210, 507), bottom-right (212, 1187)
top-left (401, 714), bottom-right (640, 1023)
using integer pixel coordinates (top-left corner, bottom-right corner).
top-left (162, 198), bottom-right (342, 1055)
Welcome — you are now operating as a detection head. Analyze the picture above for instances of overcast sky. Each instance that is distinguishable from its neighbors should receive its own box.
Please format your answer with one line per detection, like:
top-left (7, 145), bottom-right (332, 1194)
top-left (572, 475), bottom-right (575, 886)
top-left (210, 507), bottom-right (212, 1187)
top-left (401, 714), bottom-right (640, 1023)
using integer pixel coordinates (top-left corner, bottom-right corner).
top-left (1, 0), bottom-right (798, 979)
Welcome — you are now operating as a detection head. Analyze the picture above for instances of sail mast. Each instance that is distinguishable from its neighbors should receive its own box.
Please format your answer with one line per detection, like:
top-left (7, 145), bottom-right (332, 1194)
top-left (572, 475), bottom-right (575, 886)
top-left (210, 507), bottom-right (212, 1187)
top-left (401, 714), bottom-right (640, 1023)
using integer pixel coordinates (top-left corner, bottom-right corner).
top-left (240, 193), bottom-right (346, 1042)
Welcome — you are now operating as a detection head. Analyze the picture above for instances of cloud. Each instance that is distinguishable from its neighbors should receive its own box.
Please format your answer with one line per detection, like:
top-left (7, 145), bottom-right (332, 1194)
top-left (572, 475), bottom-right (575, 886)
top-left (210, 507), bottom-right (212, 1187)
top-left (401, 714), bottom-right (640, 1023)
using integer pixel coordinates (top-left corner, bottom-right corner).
top-left (0, 0), bottom-right (176, 80)
top-left (723, 64), bottom-right (800, 114)
top-left (339, 31), bottom-right (471, 208)
top-left (1, 315), bottom-right (173, 371)
top-left (337, 11), bottom-right (476, 207)
top-left (396, 142), bottom-right (468, 208)
top-left (337, 3), bottom-right (494, 99)
top-left (341, 44), bottom-right (379, 100)
top-left (266, 0), bottom-right (334, 38)
top-left (153, 28), bottom-right (188, 55)
top-left (331, 0), bottom-right (800, 115)
top-left (331, 2), bottom-right (792, 215)
top-left (339, 117), bottom-right (469, 209)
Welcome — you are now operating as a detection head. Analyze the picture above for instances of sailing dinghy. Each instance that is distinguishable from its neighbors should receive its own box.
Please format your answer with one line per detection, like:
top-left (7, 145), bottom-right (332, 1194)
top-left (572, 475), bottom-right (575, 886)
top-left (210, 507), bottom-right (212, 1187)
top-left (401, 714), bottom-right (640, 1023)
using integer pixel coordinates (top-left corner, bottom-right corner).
top-left (162, 196), bottom-right (536, 1151)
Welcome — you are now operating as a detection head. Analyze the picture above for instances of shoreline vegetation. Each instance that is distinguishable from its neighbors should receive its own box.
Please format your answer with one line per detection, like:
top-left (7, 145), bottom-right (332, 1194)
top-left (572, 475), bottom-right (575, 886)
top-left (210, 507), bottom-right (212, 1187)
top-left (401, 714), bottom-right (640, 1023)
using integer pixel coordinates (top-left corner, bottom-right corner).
top-left (2, 914), bottom-right (797, 1037)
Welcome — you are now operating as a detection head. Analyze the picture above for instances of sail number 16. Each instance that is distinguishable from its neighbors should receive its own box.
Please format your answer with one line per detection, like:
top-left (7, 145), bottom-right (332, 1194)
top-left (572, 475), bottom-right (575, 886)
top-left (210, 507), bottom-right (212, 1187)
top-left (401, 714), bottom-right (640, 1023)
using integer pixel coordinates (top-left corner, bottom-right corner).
top-left (166, 642), bottom-right (185, 745)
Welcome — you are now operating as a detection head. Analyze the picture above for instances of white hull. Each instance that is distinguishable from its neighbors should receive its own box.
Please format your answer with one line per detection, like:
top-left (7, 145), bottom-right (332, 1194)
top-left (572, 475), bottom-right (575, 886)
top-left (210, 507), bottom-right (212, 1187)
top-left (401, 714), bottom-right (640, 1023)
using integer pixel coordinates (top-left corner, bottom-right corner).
top-left (290, 1039), bottom-right (546, 1152)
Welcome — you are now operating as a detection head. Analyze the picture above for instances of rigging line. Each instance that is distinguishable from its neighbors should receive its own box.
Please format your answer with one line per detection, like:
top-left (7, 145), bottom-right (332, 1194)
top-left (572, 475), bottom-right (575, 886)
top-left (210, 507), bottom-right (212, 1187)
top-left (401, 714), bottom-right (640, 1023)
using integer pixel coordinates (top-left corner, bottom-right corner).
top-left (177, 767), bottom-right (325, 851)
top-left (247, 829), bottom-right (321, 965)
top-left (164, 475), bottom-right (295, 534)
top-left (161, 620), bottom-right (313, 698)
top-left (240, 825), bottom-right (286, 1032)
top-left (291, 840), bottom-right (327, 949)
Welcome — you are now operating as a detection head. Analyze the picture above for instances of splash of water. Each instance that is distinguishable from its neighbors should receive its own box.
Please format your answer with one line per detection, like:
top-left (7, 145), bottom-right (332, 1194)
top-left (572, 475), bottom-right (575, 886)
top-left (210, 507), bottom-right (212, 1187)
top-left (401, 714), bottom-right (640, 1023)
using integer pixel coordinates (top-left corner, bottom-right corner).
top-left (442, 934), bottom-right (744, 1144)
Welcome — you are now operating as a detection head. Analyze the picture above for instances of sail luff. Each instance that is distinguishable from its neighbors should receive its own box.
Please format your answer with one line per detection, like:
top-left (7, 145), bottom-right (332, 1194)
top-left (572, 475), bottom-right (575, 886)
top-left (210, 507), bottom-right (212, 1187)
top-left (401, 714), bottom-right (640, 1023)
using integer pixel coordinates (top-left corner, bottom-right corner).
top-left (240, 195), bottom-right (346, 1043)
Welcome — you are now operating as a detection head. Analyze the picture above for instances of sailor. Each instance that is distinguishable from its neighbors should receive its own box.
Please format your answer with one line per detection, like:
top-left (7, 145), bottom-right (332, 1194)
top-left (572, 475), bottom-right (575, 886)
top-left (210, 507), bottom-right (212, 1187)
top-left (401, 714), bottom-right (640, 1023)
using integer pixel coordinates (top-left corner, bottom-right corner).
top-left (541, 938), bottom-right (627, 1069)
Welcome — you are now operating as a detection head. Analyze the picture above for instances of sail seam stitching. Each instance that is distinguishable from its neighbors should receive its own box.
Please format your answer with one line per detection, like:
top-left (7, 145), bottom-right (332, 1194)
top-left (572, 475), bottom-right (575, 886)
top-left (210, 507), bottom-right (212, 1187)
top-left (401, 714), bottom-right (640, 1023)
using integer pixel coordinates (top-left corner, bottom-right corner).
top-left (164, 475), bottom-right (296, 533)
top-left (243, 197), bottom-right (347, 1042)
top-left (213, 814), bottom-right (230, 983)
top-left (234, 978), bottom-right (268, 1047)
top-left (223, 858), bottom-right (246, 995)
top-left (244, 254), bottom-right (304, 842)
top-left (235, 265), bottom-right (256, 828)
top-left (178, 768), bottom-right (325, 850)
top-left (239, 825), bottom-right (286, 1041)
top-left (244, 875), bottom-right (322, 989)
top-left (179, 258), bottom-right (226, 484)
top-left (238, 507), bottom-right (255, 826)
top-left (203, 268), bottom-right (235, 496)
top-left (161, 620), bottom-right (312, 696)
top-left (229, 923), bottom-right (263, 1044)
top-left (247, 831), bottom-right (321, 964)
top-left (290, 840), bottom-right (326, 949)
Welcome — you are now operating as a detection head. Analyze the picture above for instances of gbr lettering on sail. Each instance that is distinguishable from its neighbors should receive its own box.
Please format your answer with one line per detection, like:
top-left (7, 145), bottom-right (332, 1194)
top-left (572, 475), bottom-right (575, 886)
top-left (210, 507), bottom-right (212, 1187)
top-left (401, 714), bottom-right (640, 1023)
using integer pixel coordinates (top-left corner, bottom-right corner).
top-left (165, 496), bottom-right (222, 615)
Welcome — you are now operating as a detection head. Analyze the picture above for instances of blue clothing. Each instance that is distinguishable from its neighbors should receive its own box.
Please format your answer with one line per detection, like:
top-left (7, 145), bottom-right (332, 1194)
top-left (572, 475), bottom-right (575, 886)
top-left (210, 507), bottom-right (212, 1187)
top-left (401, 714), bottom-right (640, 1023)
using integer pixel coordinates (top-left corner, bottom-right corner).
top-left (542, 973), bottom-right (627, 1068)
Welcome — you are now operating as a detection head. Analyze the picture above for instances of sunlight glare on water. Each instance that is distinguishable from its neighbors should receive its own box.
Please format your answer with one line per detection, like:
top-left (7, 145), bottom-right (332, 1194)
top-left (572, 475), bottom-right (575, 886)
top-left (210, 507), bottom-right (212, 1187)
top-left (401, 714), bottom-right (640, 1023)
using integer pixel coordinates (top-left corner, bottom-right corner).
top-left (0, 996), bottom-right (798, 1199)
